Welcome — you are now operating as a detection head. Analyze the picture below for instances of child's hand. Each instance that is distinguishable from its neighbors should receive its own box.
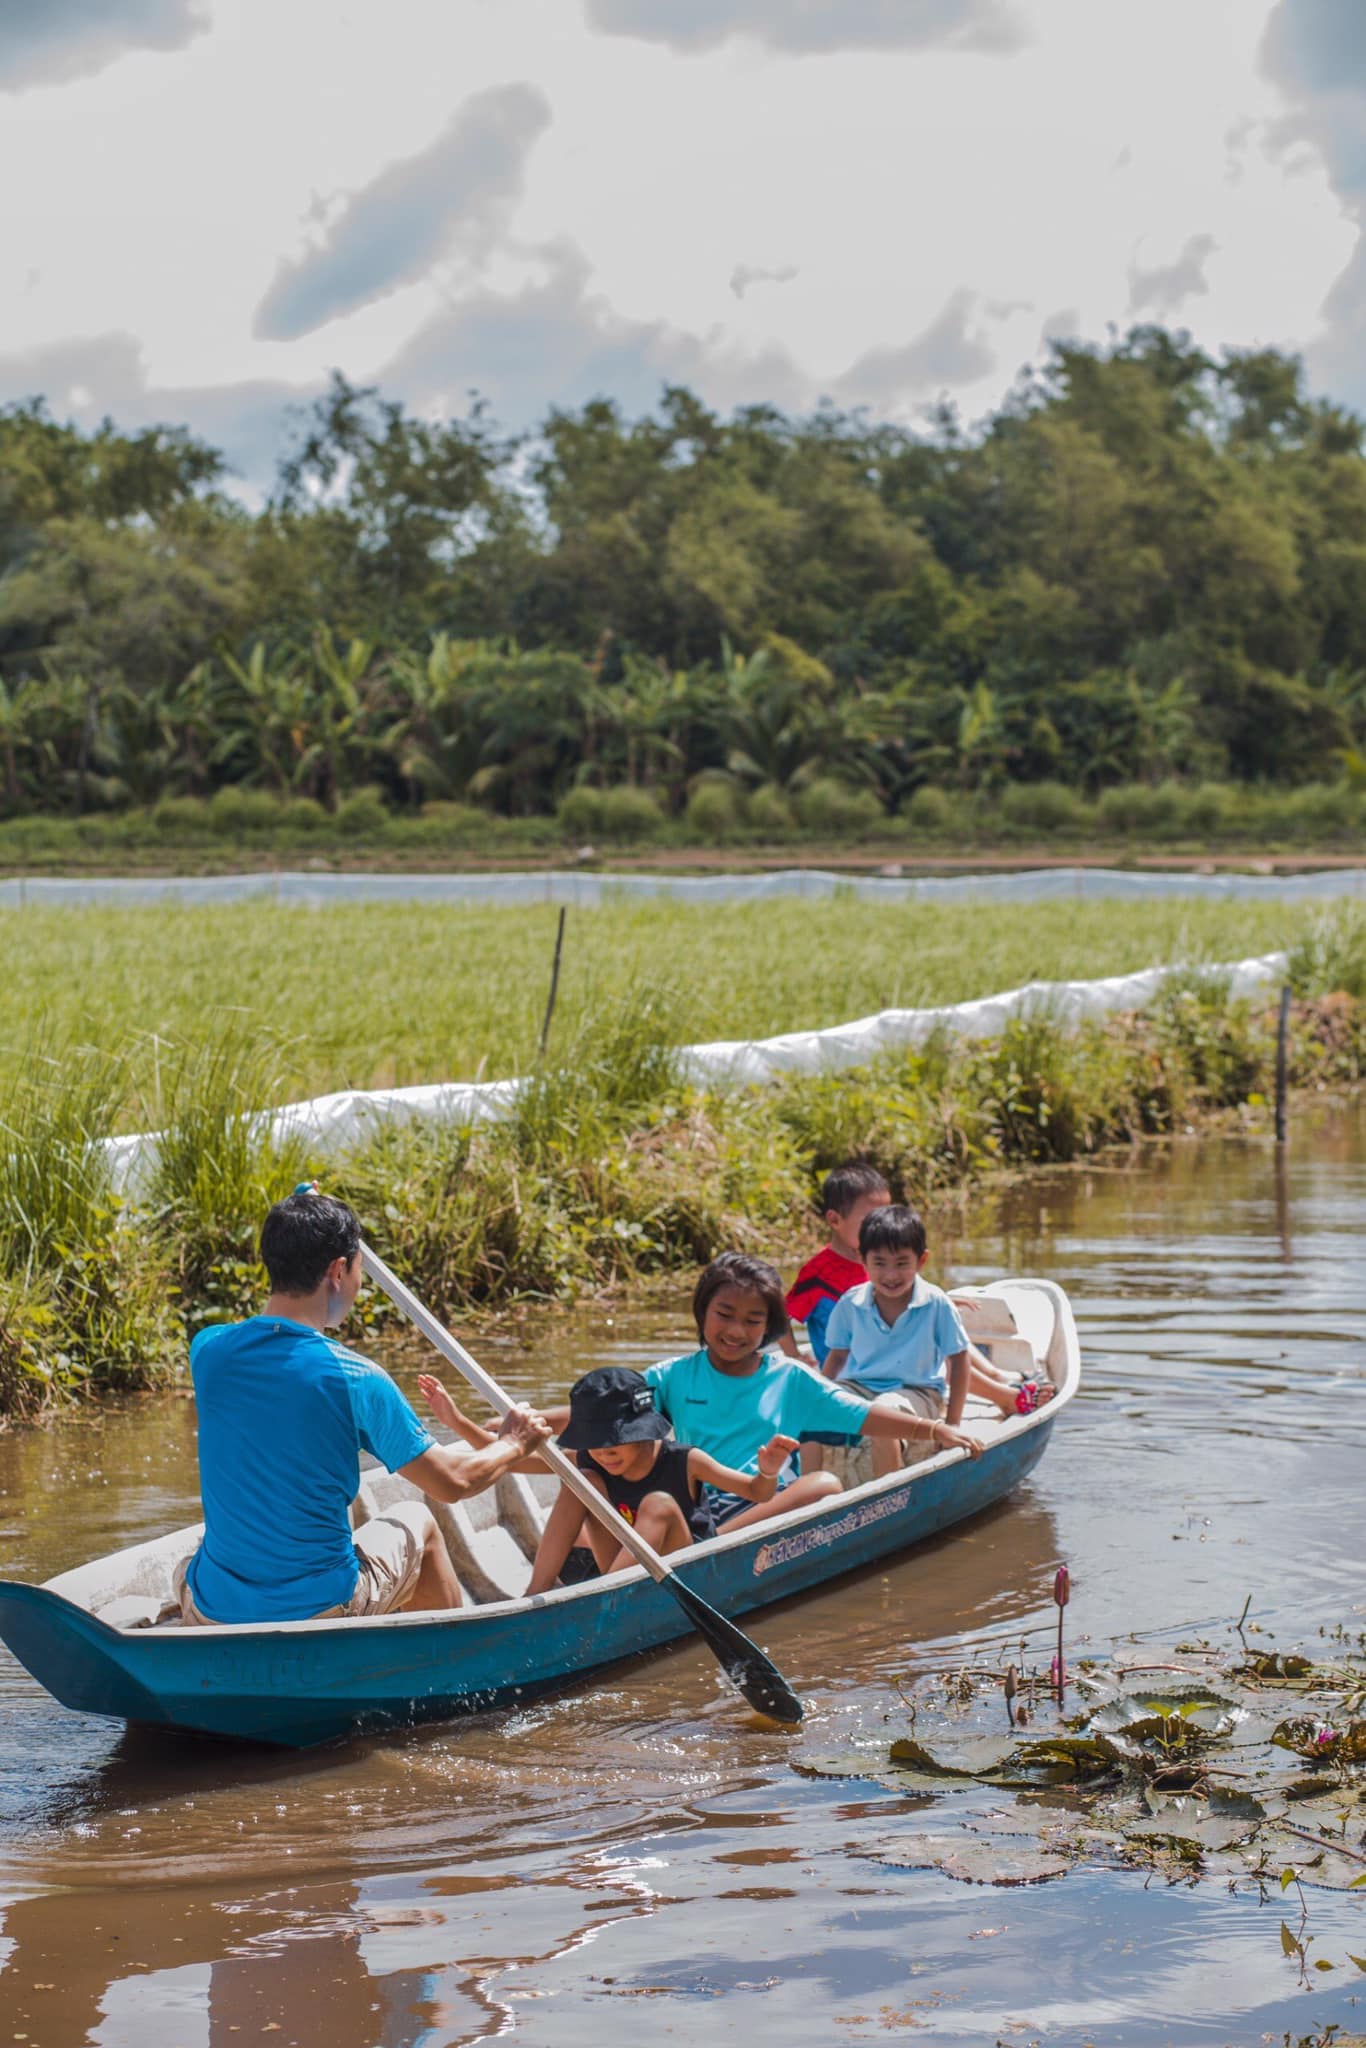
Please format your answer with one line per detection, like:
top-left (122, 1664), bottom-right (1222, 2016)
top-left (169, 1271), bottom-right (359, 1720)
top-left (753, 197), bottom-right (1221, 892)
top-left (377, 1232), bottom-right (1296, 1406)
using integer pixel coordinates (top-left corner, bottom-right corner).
top-left (757, 1433), bottom-right (800, 1478)
top-left (418, 1373), bottom-right (465, 1432)
top-left (933, 1421), bottom-right (983, 1460)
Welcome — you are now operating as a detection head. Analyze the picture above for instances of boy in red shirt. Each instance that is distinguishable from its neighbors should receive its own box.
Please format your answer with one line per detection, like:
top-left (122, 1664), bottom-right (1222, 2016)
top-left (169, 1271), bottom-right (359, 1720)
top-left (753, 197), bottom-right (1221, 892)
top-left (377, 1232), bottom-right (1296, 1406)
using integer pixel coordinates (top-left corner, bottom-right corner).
top-left (784, 1163), bottom-right (891, 1367)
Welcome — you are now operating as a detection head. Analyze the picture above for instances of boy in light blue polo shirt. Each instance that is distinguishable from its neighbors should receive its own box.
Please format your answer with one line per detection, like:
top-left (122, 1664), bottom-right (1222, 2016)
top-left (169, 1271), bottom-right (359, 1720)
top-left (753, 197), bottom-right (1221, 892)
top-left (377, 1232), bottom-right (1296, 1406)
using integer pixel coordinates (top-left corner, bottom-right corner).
top-left (823, 1205), bottom-right (1042, 1477)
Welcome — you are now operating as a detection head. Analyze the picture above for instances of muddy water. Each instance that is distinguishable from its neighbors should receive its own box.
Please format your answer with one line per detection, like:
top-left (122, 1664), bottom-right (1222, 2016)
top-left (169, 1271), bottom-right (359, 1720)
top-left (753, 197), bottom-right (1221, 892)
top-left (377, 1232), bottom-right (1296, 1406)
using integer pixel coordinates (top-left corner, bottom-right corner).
top-left (1, 1110), bottom-right (1364, 2047)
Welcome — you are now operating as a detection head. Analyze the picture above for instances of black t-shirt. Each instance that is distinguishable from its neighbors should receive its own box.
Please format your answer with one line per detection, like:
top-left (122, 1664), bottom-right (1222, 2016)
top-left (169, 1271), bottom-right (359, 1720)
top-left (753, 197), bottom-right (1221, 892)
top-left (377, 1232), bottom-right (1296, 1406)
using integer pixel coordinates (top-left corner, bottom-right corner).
top-left (577, 1439), bottom-right (717, 1542)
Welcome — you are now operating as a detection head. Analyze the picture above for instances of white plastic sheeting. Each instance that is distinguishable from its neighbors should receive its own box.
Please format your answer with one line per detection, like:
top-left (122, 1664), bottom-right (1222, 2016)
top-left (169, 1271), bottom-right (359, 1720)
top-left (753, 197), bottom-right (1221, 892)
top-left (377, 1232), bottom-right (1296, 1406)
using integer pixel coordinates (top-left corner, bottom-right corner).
top-left (104, 949), bottom-right (1289, 1196)
top-left (3, 865), bottom-right (1365, 908)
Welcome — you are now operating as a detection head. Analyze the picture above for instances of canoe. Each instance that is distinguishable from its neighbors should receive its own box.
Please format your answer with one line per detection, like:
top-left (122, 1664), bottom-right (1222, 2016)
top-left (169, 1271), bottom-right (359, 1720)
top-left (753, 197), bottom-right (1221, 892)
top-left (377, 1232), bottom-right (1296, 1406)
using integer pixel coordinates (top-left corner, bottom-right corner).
top-left (0, 1279), bottom-right (1078, 1748)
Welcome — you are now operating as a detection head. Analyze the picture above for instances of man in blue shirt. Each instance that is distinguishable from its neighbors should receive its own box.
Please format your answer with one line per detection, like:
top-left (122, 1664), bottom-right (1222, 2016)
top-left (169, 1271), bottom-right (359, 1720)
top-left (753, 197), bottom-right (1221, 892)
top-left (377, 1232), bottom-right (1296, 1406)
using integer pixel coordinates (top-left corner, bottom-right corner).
top-left (177, 1190), bottom-right (550, 1625)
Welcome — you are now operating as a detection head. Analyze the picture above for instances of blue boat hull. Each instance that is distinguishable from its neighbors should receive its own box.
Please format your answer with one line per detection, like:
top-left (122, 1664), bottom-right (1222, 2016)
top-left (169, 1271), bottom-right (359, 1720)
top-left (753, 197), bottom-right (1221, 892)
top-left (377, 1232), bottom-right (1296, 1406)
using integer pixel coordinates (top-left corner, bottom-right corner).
top-left (0, 1418), bottom-right (1053, 1748)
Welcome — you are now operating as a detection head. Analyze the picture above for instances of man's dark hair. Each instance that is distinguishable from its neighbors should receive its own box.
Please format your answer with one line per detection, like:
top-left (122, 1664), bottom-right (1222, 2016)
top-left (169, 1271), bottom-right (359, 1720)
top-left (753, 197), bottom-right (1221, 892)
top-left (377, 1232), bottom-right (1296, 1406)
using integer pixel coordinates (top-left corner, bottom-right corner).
top-left (692, 1250), bottom-right (790, 1346)
top-left (260, 1192), bottom-right (361, 1295)
top-left (821, 1161), bottom-right (890, 1218)
top-left (859, 1204), bottom-right (927, 1259)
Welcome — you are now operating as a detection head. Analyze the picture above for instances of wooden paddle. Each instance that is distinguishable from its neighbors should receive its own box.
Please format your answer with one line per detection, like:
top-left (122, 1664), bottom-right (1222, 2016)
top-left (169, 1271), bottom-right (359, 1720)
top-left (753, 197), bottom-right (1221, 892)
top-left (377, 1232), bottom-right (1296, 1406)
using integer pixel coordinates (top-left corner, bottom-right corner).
top-left (359, 1240), bottom-right (804, 1725)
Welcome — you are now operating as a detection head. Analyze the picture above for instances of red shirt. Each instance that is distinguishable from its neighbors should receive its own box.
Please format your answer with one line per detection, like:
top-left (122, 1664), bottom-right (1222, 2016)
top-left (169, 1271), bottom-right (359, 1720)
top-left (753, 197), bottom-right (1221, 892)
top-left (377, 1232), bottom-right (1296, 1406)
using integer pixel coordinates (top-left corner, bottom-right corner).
top-left (785, 1246), bottom-right (866, 1326)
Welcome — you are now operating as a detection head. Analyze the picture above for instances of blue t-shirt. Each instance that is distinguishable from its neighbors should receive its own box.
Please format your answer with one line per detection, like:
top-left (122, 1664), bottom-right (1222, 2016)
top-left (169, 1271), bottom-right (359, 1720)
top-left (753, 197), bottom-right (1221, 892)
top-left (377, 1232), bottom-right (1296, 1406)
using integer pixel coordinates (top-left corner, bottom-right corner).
top-left (804, 1295), bottom-right (836, 1366)
top-left (643, 1347), bottom-right (869, 1484)
top-left (825, 1278), bottom-right (970, 1397)
top-left (185, 1316), bottom-right (435, 1623)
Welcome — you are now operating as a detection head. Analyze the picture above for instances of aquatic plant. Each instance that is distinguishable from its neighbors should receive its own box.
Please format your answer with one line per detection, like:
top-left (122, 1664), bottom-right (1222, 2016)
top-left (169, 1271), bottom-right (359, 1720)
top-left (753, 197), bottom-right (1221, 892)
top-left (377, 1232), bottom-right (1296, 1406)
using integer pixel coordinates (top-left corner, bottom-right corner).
top-left (0, 1035), bottom-right (177, 1406)
top-left (798, 1634), bottom-right (1366, 1913)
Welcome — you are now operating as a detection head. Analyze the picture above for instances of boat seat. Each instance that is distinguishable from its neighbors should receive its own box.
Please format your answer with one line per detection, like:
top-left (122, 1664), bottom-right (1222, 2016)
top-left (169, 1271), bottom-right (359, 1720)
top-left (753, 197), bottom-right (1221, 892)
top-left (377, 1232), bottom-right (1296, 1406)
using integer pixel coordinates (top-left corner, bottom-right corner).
top-left (48, 1525), bottom-right (202, 1621)
top-left (94, 1593), bottom-right (172, 1630)
top-left (357, 1470), bottom-right (533, 1606)
top-left (950, 1289), bottom-right (1020, 1339)
top-left (975, 1334), bottom-right (1040, 1376)
top-left (494, 1473), bottom-right (548, 1558)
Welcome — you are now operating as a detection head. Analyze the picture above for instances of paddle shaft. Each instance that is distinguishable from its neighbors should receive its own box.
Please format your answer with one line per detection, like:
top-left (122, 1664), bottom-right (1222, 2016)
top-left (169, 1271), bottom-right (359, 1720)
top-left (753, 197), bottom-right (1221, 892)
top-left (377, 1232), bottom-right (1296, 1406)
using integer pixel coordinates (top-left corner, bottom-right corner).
top-left (359, 1242), bottom-right (681, 1588)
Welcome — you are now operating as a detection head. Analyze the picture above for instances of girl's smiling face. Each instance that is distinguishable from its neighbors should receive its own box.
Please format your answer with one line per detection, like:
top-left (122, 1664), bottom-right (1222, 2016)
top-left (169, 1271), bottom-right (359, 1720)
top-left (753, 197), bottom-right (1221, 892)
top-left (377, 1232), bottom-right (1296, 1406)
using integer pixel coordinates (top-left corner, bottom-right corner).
top-left (701, 1282), bottom-right (771, 1366)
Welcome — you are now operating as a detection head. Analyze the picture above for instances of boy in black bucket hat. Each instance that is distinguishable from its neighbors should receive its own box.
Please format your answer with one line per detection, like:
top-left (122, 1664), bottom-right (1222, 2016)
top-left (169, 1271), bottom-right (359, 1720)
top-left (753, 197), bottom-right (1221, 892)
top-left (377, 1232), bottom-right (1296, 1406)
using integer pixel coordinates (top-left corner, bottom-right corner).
top-left (418, 1364), bottom-right (798, 1593)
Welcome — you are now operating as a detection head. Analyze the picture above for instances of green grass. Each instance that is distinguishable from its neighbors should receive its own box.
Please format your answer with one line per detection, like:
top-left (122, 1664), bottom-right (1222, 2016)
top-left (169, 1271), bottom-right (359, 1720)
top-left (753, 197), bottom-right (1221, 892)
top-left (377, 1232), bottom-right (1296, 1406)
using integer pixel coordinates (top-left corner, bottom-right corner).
top-left (0, 896), bottom-right (1305, 1106)
top-left (4, 911), bottom-right (1365, 1421)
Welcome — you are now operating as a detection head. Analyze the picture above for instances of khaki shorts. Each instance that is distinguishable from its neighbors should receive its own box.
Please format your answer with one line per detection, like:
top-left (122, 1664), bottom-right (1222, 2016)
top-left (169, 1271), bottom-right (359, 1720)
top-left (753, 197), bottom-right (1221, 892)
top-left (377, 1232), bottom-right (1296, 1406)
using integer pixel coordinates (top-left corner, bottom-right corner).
top-left (175, 1501), bottom-right (430, 1625)
top-left (842, 1379), bottom-right (947, 1469)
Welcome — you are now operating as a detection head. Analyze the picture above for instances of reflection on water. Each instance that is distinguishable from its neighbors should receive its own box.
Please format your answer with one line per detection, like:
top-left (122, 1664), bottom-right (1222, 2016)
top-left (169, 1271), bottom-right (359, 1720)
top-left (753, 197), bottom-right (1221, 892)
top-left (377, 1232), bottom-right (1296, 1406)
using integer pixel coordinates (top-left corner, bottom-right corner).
top-left (1, 1105), bottom-right (1364, 2044)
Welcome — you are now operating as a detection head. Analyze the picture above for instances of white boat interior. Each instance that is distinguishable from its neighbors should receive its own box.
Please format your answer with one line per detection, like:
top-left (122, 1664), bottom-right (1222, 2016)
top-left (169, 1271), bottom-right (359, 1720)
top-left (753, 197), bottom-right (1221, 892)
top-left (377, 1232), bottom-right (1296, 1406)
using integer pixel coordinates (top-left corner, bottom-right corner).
top-left (41, 1280), bottom-right (1075, 1631)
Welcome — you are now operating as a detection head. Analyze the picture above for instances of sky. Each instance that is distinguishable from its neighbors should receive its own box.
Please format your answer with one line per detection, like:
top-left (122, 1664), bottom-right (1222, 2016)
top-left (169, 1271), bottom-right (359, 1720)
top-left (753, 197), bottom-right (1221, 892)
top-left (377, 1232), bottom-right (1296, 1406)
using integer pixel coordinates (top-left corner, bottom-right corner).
top-left (0, 0), bottom-right (1362, 497)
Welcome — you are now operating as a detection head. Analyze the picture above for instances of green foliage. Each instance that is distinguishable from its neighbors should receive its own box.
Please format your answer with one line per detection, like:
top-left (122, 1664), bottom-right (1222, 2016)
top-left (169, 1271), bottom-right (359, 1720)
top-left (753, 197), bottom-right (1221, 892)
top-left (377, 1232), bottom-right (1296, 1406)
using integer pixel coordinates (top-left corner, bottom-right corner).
top-left (598, 785), bottom-right (665, 842)
top-left (0, 1036), bottom-right (177, 1407)
top-left (334, 786), bottom-right (390, 838)
top-left (1288, 905), bottom-right (1366, 1001)
top-left (794, 778), bottom-right (885, 836)
top-left (556, 785), bottom-right (605, 839)
top-left (0, 1271), bottom-right (60, 1423)
top-left (746, 781), bottom-right (795, 835)
top-left (145, 1023), bottom-right (319, 1314)
top-left (684, 773), bottom-right (745, 839)
top-left (6, 333), bottom-right (1366, 827)
top-left (998, 779), bottom-right (1089, 835)
top-left (208, 786), bottom-right (286, 836)
top-left (901, 785), bottom-right (954, 835)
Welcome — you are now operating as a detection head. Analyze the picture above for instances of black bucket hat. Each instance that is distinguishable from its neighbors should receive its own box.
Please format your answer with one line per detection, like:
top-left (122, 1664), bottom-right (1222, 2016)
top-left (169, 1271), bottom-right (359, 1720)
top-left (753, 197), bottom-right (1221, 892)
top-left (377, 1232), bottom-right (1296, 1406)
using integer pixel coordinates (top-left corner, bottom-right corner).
top-left (557, 1366), bottom-right (670, 1450)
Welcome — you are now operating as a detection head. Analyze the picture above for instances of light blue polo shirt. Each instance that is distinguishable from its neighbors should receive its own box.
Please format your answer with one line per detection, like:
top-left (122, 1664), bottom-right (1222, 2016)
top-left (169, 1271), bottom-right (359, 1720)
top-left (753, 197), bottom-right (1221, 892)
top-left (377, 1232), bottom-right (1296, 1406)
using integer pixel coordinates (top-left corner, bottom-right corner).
top-left (186, 1316), bottom-right (434, 1624)
top-left (643, 1347), bottom-right (870, 1480)
top-left (825, 1279), bottom-right (970, 1398)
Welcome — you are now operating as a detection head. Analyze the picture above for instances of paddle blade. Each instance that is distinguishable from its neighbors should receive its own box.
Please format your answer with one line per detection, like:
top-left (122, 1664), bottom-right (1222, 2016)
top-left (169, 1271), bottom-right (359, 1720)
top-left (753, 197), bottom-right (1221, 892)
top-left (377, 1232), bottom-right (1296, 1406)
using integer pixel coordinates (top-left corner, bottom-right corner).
top-left (668, 1575), bottom-right (803, 1725)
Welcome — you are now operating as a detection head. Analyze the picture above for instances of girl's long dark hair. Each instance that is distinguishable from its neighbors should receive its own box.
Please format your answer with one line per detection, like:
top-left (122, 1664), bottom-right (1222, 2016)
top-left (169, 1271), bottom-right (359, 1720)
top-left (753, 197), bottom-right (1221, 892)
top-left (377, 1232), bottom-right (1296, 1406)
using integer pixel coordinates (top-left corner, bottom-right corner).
top-left (692, 1250), bottom-right (791, 1346)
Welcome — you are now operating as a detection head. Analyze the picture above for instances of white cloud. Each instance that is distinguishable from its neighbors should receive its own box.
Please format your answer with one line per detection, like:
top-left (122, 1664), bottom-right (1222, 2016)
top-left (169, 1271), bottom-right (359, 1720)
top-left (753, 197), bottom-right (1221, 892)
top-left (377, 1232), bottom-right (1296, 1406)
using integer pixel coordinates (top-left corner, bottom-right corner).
top-left (255, 84), bottom-right (552, 342)
top-left (0, 0), bottom-right (208, 92)
top-left (835, 289), bottom-right (1000, 405)
top-left (1261, 0), bottom-right (1366, 406)
top-left (0, 0), bottom-right (1360, 499)
top-left (1128, 232), bottom-right (1219, 320)
top-left (583, 0), bottom-right (1028, 56)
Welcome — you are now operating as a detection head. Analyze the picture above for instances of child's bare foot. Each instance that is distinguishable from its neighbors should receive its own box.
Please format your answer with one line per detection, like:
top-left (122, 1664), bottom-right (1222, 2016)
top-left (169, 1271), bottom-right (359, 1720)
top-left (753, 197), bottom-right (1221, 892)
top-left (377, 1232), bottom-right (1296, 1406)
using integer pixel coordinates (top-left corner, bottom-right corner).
top-left (990, 1378), bottom-right (1056, 1417)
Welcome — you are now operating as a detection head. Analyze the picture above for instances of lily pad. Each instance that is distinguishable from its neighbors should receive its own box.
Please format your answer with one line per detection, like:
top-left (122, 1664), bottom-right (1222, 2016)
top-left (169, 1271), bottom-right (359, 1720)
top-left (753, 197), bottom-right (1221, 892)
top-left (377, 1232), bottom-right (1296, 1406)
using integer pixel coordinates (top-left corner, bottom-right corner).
top-left (1240, 1652), bottom-right (1315, 1681)
top-left (856, 1831), bottom-right (1072, 1886)
top-left (1131, 1788), bottom-right (1265, 1852)
top-left (887, 1733), bottom-right (1021, 1779)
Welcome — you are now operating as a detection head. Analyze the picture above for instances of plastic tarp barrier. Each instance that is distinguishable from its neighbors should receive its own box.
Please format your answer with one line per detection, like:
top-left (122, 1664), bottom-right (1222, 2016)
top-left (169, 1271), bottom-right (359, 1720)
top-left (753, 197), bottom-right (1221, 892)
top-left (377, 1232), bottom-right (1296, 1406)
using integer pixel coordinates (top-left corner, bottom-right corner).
top-left (104, 949), bottom-right (1288, 1196)
top-left (4, 864), bottom-right (1366, 908)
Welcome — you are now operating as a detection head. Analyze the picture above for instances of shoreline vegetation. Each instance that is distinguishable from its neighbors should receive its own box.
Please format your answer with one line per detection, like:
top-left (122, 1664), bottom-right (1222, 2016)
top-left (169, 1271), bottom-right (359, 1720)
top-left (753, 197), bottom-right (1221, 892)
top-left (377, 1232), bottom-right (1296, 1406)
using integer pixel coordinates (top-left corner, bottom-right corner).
top-left (3, 903), bottom-right (1364, 1427)
top-left (0, 781), bottom-right (1364, 873)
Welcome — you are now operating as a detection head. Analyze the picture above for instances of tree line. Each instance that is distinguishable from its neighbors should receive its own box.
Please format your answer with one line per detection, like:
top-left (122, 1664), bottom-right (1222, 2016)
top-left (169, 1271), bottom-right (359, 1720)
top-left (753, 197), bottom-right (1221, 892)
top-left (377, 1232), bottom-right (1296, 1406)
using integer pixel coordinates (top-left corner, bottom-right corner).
top-left (2, 323), bottom-right (1365, 825)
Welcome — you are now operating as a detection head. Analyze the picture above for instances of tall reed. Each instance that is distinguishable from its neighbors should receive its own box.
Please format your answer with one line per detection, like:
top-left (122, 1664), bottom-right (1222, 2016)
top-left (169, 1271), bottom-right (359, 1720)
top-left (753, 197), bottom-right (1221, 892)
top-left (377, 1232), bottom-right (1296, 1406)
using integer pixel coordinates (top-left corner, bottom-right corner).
top-left (144, 1020), bottom-right (319, 1314)
top-left (0, 1035), bottom-right (176, 1405)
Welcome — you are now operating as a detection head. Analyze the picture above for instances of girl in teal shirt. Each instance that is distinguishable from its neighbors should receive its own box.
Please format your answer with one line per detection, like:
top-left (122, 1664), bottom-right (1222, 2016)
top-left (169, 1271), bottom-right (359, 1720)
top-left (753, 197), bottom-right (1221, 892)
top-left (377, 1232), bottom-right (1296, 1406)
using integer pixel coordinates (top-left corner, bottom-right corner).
top-left (645, 1252), bottom-right (981, 1526)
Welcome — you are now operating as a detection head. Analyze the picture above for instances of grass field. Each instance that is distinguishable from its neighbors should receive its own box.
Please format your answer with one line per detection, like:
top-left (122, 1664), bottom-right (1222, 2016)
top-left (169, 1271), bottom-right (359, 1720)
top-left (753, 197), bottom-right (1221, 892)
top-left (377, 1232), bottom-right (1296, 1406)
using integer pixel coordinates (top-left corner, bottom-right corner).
top-left (4, 893), bottom-right (1362, 1420)
top-left (0, 895), bottom-right (1306, 1104)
